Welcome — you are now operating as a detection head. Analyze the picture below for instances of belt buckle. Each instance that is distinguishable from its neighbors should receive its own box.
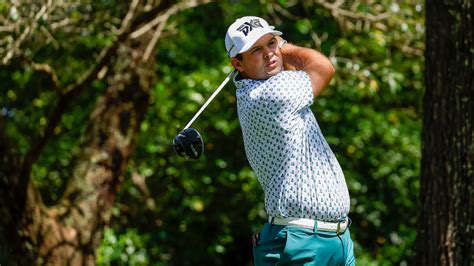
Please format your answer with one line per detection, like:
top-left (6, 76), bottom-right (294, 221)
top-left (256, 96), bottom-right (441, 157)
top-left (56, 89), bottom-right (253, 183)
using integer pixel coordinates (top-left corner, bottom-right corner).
top-left (336, 222), bottom-right (341, 234)
top-left (337, 218), bottom-right (349, 234)
top-left (336, 218), bottom-right (348, 234)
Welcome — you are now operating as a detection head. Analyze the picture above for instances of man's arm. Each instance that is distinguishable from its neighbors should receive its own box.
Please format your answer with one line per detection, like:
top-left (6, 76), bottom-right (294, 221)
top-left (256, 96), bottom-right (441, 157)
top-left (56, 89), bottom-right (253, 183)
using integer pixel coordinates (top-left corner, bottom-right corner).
top-left (279, 41), bottom-right (335, 97)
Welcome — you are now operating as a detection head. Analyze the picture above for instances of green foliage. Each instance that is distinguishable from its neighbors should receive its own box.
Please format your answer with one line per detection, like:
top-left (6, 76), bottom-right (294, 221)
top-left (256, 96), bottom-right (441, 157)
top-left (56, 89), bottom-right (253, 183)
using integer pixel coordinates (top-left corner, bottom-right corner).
top-left (97, 228), bottom-right (150, 265)
top-left (1, 0), bottom-right (424, 265)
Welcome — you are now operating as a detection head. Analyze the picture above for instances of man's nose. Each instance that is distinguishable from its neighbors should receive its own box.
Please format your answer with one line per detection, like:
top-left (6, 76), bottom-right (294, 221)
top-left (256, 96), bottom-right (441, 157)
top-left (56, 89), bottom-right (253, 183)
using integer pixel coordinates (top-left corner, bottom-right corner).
top-left (263, 47), bottom-right (273, 59)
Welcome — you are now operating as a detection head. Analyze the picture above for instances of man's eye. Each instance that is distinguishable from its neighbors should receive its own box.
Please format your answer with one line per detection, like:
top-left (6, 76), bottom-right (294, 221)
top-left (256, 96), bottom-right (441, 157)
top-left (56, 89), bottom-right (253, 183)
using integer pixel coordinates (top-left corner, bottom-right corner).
top-left (252, 48), bottom-right (260, 53)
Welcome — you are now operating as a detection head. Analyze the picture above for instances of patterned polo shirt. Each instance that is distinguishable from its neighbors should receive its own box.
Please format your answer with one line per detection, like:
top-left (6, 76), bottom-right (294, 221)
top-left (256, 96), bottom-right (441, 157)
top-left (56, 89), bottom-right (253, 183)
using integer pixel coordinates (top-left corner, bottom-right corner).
top-left (234, 70), bottom-right (350, 222)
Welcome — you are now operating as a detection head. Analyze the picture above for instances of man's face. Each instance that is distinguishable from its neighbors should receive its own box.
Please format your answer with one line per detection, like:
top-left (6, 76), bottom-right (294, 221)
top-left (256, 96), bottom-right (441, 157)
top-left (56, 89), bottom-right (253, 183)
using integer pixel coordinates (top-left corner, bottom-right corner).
top-left (232, 34), bottom-right (283, 80)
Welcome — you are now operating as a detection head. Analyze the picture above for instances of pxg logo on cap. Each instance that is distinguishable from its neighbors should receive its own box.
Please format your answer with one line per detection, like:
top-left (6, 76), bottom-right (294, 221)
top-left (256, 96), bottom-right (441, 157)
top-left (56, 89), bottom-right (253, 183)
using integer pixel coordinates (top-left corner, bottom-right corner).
top-left (236, 19), bottom-right (263, 36)
top-left (225, 16), bottom-right (282, 58)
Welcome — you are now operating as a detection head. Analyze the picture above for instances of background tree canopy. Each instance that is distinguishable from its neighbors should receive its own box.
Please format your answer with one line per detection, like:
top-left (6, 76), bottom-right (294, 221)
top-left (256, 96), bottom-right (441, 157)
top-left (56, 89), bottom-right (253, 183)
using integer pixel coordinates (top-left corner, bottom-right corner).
top-left (0, 0), bottom-right (424, 265)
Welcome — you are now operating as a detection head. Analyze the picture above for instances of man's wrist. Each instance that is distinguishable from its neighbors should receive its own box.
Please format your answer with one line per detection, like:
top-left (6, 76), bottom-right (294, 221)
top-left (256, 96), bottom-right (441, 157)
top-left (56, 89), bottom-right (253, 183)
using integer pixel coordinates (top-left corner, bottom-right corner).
top-left (279, 39), bottom-right (287, 49)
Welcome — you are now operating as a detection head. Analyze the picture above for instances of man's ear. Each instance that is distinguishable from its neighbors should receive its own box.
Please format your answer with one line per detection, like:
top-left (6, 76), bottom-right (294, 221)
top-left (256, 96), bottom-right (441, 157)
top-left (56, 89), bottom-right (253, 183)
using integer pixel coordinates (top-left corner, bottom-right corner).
top-left (231, 57), bottom-right (244, 73)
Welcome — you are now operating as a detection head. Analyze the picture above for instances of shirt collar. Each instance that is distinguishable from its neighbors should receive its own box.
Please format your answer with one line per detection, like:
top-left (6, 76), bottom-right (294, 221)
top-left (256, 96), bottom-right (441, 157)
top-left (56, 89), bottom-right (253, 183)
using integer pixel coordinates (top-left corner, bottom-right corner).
top-left (233, 72), bottom-right (265, 89)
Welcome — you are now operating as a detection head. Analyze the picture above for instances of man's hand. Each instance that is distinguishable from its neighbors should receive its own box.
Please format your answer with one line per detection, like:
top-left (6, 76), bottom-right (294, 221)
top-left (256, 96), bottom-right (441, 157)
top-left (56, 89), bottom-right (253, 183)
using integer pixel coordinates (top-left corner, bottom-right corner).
top-left (278, 40), bottom-right (335, 97)
top-left (276, 37), bottom-right (296, 71)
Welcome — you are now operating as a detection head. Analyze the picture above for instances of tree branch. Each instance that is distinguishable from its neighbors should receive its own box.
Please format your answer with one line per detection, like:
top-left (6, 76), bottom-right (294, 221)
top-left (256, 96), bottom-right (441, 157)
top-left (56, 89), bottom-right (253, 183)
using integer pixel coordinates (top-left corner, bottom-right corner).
top-left (18, 0), bottom-right (210, 212)
top-left (18, 0), bottom-right (171, 210)
top-left (314, 0), bottom-right (390, 23)
top-left (28, 61), bottom-right (61, 93)
top-left (2, 0), bottom-right (54, 65)
top-left (141, 0), bottom-right (211, 61)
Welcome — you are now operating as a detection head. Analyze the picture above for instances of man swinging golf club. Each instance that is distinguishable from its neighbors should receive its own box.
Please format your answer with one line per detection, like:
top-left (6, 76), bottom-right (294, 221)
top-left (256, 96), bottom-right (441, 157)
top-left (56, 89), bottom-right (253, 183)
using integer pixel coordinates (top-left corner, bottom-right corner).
top-left (226, 16), bottom-right (355, 265)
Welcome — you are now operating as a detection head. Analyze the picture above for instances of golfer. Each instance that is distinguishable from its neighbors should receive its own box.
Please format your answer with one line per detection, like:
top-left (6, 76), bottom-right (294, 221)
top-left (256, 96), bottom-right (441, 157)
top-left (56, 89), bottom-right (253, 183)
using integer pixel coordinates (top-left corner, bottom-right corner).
top-left (225, 16), bottom-right (355, 265)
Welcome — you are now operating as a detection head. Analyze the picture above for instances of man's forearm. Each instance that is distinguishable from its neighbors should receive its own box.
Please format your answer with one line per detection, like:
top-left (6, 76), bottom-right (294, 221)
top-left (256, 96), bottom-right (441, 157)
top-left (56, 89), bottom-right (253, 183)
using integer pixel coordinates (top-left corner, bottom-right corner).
top-left (280, 42), bottom-right (335, 96)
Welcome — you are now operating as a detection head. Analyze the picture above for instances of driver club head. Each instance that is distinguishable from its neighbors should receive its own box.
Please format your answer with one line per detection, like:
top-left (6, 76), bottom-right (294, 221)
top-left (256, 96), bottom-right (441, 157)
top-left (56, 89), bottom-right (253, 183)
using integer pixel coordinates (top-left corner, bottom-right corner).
top-left (173, 128), bottom-right (204, 160)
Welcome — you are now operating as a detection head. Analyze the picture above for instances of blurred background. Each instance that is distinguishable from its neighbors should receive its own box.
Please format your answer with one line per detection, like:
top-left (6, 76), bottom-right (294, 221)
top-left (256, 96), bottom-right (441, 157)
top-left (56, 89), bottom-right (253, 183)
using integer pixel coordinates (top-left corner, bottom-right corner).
top-left (0, 0), bottom-right (424, 265)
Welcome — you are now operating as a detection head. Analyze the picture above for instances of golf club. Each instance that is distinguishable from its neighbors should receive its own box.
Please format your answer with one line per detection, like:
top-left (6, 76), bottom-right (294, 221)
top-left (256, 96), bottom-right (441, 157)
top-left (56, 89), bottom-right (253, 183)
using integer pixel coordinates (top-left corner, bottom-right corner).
top-left (173, 70), bottom-right (237, 160)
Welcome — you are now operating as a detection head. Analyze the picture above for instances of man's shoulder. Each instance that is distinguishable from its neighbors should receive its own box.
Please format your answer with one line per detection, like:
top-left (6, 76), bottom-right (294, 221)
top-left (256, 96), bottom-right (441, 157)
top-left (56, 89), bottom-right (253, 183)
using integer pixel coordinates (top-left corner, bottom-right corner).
top-left (267, 70), bottom-right (309, 83)
top-left (234, 74), bottom-right (264, 90)
top-left (262, 71), bottom-right (310, 90)
top-left (234, 70), bottom-right (309, 90)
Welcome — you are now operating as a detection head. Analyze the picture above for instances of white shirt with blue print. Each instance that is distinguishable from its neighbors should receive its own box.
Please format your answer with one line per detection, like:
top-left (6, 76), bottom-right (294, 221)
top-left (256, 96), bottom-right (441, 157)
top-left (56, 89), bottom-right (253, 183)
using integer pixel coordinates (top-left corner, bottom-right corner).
top-left (234, 70), bottom-right (350, 222)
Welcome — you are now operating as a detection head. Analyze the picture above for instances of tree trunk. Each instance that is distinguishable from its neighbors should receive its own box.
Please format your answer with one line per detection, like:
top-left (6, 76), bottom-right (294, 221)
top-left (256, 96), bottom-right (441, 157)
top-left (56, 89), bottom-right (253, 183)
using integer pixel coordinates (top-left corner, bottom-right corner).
top-left (0, 1), bottom-right (206, 264)
top-left (0, 36), bottom-right (155, 265)
top-left (416, 0), bottom-right (473, 265)
top-left (35, 38), bottom-right (154, 264)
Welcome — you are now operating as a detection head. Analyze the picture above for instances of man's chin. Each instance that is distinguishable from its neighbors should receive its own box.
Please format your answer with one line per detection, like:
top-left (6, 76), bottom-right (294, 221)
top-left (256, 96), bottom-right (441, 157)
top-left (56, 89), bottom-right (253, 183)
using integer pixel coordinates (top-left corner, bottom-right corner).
top-left (266, 68), bottom-right (283, 78)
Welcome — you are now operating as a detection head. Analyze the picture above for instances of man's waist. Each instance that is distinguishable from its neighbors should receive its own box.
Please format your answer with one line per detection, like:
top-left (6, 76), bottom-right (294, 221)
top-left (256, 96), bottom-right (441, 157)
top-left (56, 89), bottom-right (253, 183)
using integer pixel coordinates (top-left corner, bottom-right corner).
top-left (268, 216), bottom-right (349, 233)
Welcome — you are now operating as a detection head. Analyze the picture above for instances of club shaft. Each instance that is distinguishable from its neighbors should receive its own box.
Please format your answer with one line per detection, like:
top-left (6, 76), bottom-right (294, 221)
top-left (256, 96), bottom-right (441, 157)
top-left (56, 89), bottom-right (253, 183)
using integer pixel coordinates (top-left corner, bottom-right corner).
top-left (183, 70), bottom-right (237, 130)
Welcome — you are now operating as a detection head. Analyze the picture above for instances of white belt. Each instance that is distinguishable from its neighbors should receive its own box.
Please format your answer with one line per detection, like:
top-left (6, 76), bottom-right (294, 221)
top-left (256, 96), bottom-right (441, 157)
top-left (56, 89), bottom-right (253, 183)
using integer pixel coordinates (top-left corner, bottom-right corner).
top-left (269, 217), bottom-right (348, 233)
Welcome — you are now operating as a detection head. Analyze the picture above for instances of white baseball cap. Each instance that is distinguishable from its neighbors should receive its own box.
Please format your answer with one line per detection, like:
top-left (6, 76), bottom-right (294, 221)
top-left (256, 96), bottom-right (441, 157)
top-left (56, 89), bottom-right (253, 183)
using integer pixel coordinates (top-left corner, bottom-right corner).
top-left (225, 16), bottom-right (282, 58)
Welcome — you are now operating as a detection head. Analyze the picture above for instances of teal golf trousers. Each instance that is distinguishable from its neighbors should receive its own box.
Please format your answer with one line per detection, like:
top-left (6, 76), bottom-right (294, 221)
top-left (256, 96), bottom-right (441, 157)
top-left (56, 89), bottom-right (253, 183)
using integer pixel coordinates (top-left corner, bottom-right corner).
top-left (253, 222), bottom-right (355, 265)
